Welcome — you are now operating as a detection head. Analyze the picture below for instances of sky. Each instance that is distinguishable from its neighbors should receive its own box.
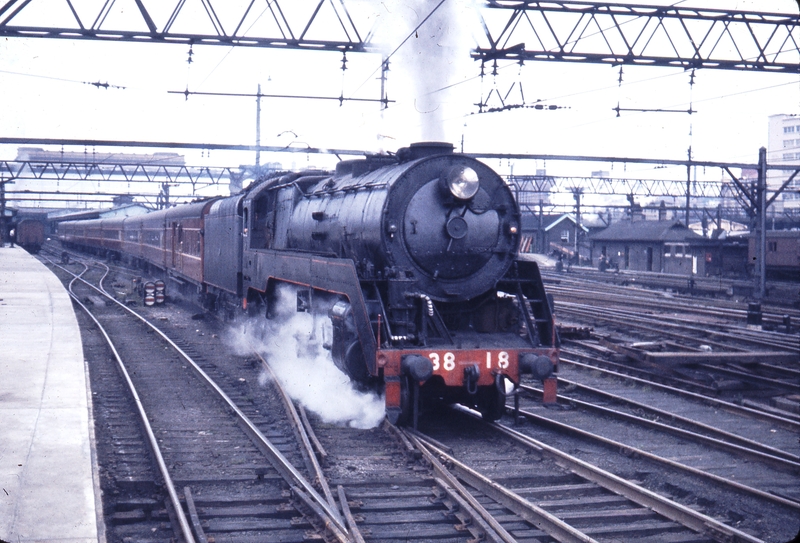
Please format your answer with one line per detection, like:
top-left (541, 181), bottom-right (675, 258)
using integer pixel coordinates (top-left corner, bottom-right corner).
top-left (1, 0), bottom-right (799, 205)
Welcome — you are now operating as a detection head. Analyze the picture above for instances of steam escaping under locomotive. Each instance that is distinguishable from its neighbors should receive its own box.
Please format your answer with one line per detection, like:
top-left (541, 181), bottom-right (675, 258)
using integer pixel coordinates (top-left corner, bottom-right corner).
top-left (60, 142), bottom-right (560, 424)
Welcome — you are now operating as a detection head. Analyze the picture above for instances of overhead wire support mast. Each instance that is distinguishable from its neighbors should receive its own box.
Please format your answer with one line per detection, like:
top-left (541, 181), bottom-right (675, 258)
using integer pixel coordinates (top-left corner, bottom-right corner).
top-left (169, 89), bottom-right (393, 106)
top-left (474, 1), bottom-right (800, 73)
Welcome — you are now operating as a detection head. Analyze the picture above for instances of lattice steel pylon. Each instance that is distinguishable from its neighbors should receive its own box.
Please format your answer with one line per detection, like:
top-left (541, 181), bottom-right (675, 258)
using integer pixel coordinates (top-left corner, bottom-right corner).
top-left (475, 1), bottom-right (800, 73)
top-left (0, 0), bottom-right (367, 52)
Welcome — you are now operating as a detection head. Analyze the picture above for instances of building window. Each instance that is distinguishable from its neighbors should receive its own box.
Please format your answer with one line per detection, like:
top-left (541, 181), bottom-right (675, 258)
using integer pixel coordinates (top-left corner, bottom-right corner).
top-left (784, 153), bottom-right (794, 160)
top-left (675, 244), bottom-right (684, 257)
top-left (784, 125), bottom-right (795, 133)
top-left (561, 230), bottom-right (570, 243)
top-left (768, 241), bottom-right (778, 252)
top-left (664, 244), bottom-right (672, 257)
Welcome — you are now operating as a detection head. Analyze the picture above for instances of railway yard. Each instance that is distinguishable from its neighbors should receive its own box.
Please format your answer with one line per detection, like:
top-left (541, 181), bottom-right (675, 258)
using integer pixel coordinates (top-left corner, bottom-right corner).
top-left (25, 241), bottom-right (800, 543)
top-left (3, 3), bottom-right (800, 543)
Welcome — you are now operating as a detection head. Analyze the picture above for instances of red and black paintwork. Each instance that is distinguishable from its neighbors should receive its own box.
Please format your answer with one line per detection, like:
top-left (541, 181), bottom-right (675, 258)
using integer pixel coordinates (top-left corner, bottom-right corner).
top-left (59, 143), bottom-right (560, 424)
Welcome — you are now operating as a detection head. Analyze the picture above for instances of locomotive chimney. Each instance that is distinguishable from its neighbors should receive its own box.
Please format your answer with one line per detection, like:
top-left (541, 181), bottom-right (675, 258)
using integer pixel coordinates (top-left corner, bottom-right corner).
top-left (398, 142), bottom-right (455, 162)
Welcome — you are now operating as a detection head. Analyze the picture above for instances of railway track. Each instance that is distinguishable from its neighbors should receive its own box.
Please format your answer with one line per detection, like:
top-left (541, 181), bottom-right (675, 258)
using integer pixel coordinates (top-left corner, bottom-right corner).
top-left (49, 257), bottom-right (353, 542)
top-left (512, 383), bottom-right (800, 510)
top-left (541, 271), bottom-right (800, 420)
top-left (41, 245), bottom-right (800, 542)
top-left (408, 405), bottom-right (782, 543)
top-left (541, 268), bottom-right (800, 316)
top-left (555, 300), bottom-right (799, 355)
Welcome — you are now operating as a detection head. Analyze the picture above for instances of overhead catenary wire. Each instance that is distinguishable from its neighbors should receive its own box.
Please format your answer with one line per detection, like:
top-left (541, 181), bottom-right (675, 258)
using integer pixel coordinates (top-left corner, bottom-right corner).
top-left (347, 0), bottom-right (448, 99)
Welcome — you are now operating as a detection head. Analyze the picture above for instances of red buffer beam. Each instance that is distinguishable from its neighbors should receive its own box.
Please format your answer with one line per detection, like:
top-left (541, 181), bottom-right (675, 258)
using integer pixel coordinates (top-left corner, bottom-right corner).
top-left (475, 1), bottom-right (800, 73)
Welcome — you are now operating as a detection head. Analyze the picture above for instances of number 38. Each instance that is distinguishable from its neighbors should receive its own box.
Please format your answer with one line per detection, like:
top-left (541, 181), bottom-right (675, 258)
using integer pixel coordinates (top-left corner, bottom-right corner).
top-left (428, 352), bottom-right (456, 371)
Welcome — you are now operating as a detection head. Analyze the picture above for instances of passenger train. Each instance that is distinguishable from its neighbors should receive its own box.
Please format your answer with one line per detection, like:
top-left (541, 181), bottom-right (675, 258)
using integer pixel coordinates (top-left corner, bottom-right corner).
top-left (59, 143), bottom-right (560, 424)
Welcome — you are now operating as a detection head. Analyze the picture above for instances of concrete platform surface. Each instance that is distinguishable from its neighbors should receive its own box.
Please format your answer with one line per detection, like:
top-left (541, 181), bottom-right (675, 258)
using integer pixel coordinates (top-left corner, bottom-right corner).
top-left (0, 246), bottom-right (102, 543)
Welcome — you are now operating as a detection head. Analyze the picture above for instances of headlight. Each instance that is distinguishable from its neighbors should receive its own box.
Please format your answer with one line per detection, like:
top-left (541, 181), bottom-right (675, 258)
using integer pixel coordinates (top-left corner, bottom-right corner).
top-left (442, 165), bottom-right (480, 200)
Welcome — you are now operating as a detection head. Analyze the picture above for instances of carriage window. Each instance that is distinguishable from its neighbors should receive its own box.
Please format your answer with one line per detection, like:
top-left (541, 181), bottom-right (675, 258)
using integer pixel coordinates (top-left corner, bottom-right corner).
top-left (181, 230), bottom-right (201, 256)
top-left (144, 231), bottom-right (161, 246)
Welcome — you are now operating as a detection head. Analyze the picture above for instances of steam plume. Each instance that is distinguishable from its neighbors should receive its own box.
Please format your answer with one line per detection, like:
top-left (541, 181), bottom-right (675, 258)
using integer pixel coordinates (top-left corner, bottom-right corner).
top-left (368, 0), bottom-right (477, 142)
top-left (225, 285), bottom-right (385, 429)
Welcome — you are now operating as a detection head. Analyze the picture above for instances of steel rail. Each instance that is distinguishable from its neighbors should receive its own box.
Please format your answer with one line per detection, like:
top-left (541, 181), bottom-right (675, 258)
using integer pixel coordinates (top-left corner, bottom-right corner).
top-left (409, 431), bottom-right (600, 543)
top-left (336, 486), bottom-right (366, 543)
top-left (558, 304), bottom-right (739, 351)
top-left (54, 259), bottom-right (351, 540)
top-left (527, 378), bottom-right (799, 463)
top-left (456, 407), bottom-right (771, 543)
top-left (58, 262), bottom-right (197, 543)
top-left (569, 298), bottom-right (800, 354)
top-left (403, 432), bottom-right (517, 543)
top-left (557, 300), bottom-right (799, 354)
top-left (520, 383), bottom-right (800, 471)
top-left (257, 354), bottom-right (346, 529)
top-left (509, 405), bottom-right (800, 511)
top-left (560, 353), bottom-right (800, 431)
top-left (546, 284), bottom-right (800, 329)
top-left (543, 271), bottom-right (800, 320)
top-left (94, 268), bottom-right (351, 540)
top-left (562, 344), bottom-right (721, 396)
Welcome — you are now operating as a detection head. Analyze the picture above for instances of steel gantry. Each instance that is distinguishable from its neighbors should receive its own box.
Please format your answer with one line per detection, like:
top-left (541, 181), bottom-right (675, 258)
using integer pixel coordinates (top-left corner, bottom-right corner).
top-left (475, 1), bottom-right (800, 73)
top-left (509, 174), bottom-right (731, 201)
top-left (0, 157), bottom-right (245, 208)
top-left (0, 0), bottom-right (366, 52)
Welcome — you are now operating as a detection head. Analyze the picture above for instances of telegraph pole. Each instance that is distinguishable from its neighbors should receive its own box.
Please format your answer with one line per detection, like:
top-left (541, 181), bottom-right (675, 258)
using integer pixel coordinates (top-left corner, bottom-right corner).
top-left (756, 147), bottom-right (767, 299)
top-left (572, 188), bottom-right (583, 265)
top-left (685, 146), bottom-right (692, 227)
top-left (0, 176), bottom-right (6, 245)
top-left (255, 84), bottom-right (262, 173)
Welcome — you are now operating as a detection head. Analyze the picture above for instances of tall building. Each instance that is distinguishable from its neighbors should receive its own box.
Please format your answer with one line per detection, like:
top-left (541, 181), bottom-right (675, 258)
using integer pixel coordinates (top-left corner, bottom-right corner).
top-left (766, 114), bottom-right (800, 214)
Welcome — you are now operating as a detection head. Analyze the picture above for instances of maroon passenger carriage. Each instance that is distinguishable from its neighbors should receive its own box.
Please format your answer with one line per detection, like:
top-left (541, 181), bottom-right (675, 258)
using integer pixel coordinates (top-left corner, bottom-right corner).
top-left (59, 200), bottom-right (215, 288)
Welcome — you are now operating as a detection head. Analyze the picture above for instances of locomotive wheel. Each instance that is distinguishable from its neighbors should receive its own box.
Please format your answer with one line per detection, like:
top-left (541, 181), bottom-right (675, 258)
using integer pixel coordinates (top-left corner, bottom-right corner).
top-left (477, 385), bottom-right (507, 421)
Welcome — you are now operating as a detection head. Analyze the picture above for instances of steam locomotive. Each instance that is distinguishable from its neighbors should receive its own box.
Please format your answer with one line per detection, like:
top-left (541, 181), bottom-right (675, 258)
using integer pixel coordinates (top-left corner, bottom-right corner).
top-left (59, 142), bottom-right (560, 424)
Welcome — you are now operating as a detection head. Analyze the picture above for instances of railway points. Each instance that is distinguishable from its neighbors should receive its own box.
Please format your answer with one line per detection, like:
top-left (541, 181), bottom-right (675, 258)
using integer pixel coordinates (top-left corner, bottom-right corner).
top-left (8, 160), bottom-right (800, 541)
top-left (0, 246), bottom-right (102, 543)
top-left (3, 236), bottom-right (798, 542)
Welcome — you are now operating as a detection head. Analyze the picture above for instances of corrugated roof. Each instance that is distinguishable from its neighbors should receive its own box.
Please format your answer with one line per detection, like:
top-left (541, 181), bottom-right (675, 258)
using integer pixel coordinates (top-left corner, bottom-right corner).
top-left (544, 214), bottom-right (589, 233)
top-left (589, 220), bottom-right (705, 242)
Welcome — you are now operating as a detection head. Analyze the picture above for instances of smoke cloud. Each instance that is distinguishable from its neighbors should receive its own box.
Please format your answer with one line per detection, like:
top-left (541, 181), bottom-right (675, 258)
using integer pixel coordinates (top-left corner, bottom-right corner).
top-left (225, 285), bottom-right (385, 429)
top-left (365, 0), bottom-right (479, 143)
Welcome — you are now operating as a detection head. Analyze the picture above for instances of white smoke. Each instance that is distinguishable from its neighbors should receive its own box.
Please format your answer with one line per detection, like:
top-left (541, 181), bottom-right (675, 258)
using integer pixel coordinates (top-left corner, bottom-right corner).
top-left (225, 285), bottom-right (385, 429)
top-left (363, 0), bottom-right (479, 143)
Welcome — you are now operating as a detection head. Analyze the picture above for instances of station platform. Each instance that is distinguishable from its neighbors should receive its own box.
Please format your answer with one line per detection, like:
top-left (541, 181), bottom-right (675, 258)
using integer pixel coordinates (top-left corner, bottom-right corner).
top-left (0, 246), bottom-right (103, 543)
